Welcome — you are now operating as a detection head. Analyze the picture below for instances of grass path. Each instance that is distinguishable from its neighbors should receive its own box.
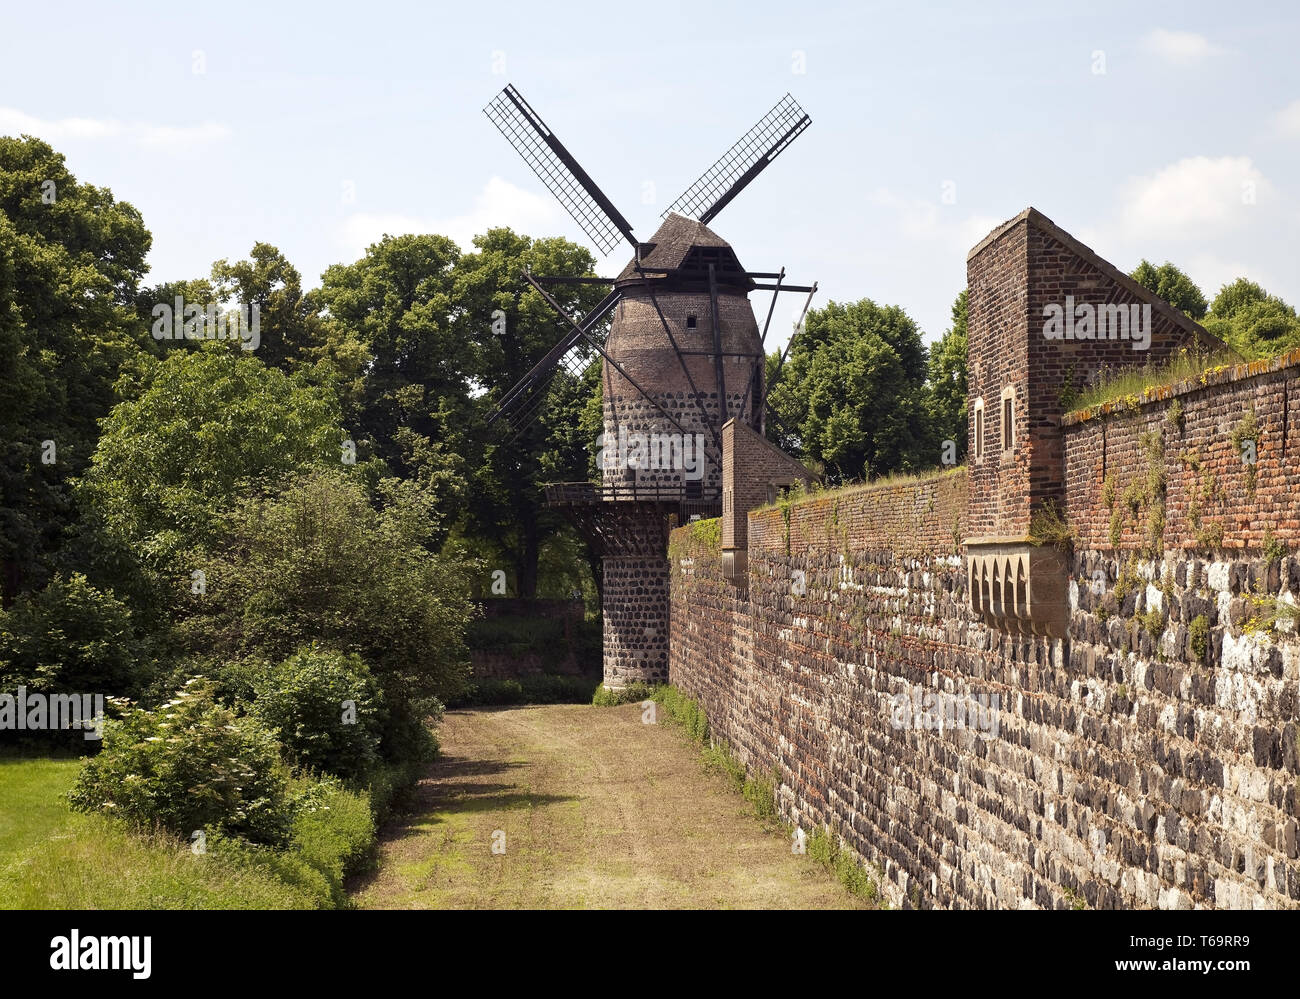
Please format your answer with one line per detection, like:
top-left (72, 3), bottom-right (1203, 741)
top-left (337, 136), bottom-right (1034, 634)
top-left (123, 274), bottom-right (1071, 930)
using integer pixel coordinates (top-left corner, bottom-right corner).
top-left (350, 703), bottom-right (864, 909)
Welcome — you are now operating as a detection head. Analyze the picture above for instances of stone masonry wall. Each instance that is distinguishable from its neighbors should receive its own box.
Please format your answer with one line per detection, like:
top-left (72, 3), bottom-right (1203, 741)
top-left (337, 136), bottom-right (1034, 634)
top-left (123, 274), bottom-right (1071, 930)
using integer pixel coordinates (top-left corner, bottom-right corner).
top-left (671, 365), bottom-right (1300, 907)
top-left (604, 555), bottom-right (671, 687)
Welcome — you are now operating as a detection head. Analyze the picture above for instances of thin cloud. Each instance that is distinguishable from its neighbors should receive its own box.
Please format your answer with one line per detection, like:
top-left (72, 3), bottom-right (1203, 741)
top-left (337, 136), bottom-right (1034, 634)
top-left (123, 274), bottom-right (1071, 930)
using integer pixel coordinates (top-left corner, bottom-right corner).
top-left (1273, 98), bottom-right (1300, 138)
top-left (1142, 29), bottom-right (1224, 65)
top-left (0, 107), bottom-right (231, 150)
top-left (1118, 156), bottom-right (1268, 237)
top-left (137, 122), bottom-right (232, 147)
top-left (336, 175), bottom-right (577, 259)
top-left (868, 187), bottom-right (1001, 255)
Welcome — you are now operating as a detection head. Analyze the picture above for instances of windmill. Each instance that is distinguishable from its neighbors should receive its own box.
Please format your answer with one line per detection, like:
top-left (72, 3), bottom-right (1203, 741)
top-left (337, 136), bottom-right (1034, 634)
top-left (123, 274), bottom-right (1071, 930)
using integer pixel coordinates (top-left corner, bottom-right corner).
top-left (481, 83), bottom-right (816, 688)
top-left (483, 81), bottom-right (816, 478)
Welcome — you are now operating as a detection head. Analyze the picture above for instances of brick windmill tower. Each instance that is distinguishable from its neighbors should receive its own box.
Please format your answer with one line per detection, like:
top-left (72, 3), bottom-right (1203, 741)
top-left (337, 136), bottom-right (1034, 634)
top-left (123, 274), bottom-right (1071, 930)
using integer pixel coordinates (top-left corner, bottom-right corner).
top-left (484, 85), bottom-right (816, 689)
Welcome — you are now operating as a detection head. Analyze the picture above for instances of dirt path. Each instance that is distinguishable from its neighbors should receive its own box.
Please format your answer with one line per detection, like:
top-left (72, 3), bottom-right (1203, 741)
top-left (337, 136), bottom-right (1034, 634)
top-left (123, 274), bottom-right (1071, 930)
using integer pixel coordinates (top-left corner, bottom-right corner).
top-left (351, 703), bottom-right (864, 909)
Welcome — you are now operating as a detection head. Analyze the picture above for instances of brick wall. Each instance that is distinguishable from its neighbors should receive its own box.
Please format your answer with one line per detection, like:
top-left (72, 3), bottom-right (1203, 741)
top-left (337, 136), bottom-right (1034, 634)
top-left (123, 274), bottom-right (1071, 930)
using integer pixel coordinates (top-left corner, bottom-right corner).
top-left (668, 207), bottom-right (1298, 909)
top-left (967, 214), bottom-right (1029, 539)
top-left (469, 599), bottom-right (587, 680)
top-left (671, 437), bottom-right (1300, 908)
top-left (721, 418), bottom-right (813, 552)
top-left (967, 209), bottom-right (1220, 541)
top-left (1064, 349), bottom-right (1300, 554)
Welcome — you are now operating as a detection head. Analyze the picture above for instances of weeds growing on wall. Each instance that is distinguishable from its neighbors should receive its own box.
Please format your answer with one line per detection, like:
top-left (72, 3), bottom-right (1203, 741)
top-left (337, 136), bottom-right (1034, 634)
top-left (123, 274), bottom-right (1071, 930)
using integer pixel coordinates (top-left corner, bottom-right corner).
top-left (654, 684), bottom-right (709, 744)
top-left (1230, 409), bottom-right (1260, 498)
top-left (1242, 595), bottom-right (1300, 637)
top-left (1062, 885), bottom-right (1090, 911)
top-left (1028, 499), bottom-right (1074, 550)
top-left (1189, 614), bottom-right (1210, 663)
top-left (1165, 398), bottom-right (1185, 434)
top-left (1178, 447), bottom-right (1226, 551)
top-left (1067, 347), bottom-right (1232, 414)
top-left (1137, 607), bottom-right (1166, 641)
top-left (1263, 528), bottom-right (1287, 563)
top-left (1114, 556), bottom-right (1141, 606)
top-left (1107, 430), bottom-right (1168, 558)
top-left (690, 517), bottom-right (721, 549)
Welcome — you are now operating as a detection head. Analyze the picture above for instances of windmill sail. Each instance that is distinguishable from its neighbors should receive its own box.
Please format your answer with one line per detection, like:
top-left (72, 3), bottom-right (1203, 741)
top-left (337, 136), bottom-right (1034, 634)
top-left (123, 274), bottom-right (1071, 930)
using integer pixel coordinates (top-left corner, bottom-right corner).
top-left (487, 288), bottom-right (620, 430)
top-left (664, 94), bottom-right (811, 225)
top-left (484, 85), bottom-right (637, 255)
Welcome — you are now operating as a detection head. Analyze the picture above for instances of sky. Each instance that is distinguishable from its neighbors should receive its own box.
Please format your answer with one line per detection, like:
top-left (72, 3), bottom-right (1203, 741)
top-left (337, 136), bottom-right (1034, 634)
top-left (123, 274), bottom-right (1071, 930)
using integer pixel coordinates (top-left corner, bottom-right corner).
top-left (2, 0), bottom-right (1298, 351)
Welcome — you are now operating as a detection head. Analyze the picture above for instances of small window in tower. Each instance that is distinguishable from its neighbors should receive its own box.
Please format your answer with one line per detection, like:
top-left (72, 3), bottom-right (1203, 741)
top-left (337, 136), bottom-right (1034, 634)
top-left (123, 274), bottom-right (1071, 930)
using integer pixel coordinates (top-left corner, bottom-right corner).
top-left (973, 398), bottom-right (985, 461)
top-left (686, 315), bottom-right (697, 330)
top-left (1001, 386), bottom-right (1015, 452)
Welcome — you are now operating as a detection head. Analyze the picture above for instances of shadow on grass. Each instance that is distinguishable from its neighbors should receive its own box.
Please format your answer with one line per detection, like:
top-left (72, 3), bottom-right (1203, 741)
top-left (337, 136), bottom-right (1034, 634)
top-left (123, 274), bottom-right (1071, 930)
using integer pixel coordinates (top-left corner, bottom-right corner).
top-left (366, 752), bottom-right (579, 844)
top-left (347, 751), bottom-right (581, 896)
top-left (429, 754), bottom-right (526, 780)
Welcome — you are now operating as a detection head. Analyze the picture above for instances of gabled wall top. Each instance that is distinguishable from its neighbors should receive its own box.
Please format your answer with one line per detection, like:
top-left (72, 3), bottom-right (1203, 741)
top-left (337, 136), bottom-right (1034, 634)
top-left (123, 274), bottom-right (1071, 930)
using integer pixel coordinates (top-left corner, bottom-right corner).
top-left (969, 207), bottom-right (1223, 353)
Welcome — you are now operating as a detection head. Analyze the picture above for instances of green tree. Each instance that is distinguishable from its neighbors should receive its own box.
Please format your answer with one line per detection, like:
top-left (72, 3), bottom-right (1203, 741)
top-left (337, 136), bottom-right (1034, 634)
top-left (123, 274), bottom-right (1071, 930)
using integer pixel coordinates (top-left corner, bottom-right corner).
top-left (210, 243), bottom-right (322, 370)
top-left (926, 290), bottom-right (968, 463)
top-left (75, 346), bottom-right (342, 608)
top-left (767, 299), bottom-right (932, 482)
top-left (0, 572), bottom-right (143, 697)
top-left (453, 229), bottom-right (607, 598)
top-left (1209, 277), bottom-right (1268, 320)
top-left (0, 137), bottom-right (151, 603)
top-left (1203, 278), bottom-right (1300, 358)
top-left (1130, 260), bottom-right (1208, 319)
top-left (314, 233), bottom-right (468, 527)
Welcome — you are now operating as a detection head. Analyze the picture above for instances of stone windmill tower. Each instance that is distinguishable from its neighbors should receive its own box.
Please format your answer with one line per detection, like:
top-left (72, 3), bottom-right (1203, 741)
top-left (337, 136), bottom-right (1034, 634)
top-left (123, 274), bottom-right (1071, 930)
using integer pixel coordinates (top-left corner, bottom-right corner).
top-left (484, 85), bottom-right (816, 689)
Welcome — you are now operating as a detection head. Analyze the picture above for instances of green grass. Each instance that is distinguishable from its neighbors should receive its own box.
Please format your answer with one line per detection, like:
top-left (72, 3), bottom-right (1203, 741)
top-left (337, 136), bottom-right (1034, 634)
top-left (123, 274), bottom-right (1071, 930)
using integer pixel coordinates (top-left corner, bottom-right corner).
top-left (0, 752), bottom-right (392, 909)
top-left (591, 682), bottom-right (655, 707)
top-left (807, 828), bottom-right (882, 903)
top-left (0, 752), bottom-right (83, 864)
top-left (0, 812), bottom-right (323, 909)
top-left (1068, 349), bottom-right (1234, 414)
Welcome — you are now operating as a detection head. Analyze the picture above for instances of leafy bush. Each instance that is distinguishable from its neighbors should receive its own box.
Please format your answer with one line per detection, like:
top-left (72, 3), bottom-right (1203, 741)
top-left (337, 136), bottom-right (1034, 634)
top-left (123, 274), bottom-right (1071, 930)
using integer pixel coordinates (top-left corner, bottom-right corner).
top-left (471, 678), bottom-right (524, 704)
top-left (364, 755), bottom-right (432, 824)
top-left (250, 645), bottom-right (385, 780)
top-left (0, 573), bottom-right (144, 696)
top-left (285, 775), bottom-right (377, 906)
top-left (190, 470), bottom-right (476, 715)
top-left (465, 615), bottom-right (565, 654)
top-left (377, 705), bottom-right (440, 771)
top-left (68, 678), bottom-right (291, 845)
